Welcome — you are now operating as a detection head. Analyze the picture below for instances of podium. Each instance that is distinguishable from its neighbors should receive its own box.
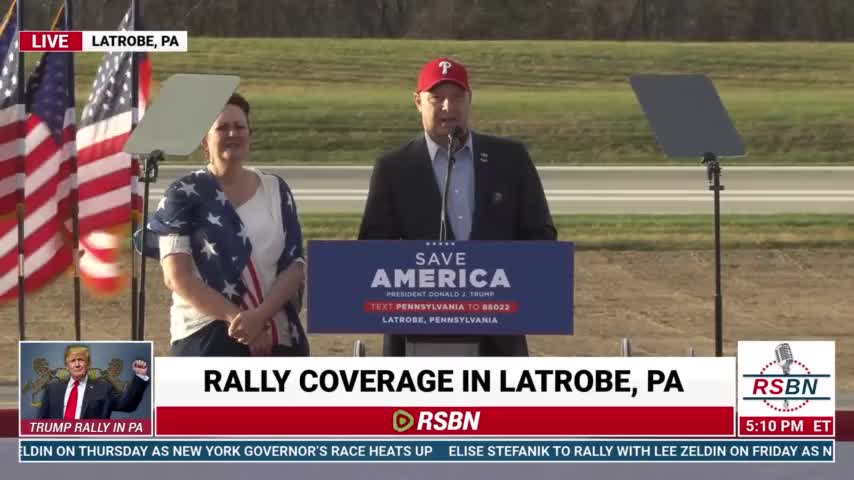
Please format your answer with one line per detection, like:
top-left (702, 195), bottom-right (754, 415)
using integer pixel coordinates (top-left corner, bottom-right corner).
top-left (306, 240), bottom-right (575, 356)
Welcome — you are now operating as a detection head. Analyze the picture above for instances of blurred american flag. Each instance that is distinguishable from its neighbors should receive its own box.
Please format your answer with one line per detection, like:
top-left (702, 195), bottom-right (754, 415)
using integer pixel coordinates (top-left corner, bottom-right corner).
top-left (75, 8), bottom-right (150, 295)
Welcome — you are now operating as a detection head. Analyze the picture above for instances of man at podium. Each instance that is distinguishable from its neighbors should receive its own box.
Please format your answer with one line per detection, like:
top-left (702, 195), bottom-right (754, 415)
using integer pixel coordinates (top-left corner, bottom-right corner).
top-left (358, 57), bottom-right (556, 356)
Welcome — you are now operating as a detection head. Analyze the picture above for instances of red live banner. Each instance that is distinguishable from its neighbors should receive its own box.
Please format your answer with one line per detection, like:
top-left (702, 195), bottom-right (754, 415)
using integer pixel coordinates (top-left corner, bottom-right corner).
top-left (19, 31), bottom-right (83, 52)
top-left (156, 406), bottom-right (735, 437)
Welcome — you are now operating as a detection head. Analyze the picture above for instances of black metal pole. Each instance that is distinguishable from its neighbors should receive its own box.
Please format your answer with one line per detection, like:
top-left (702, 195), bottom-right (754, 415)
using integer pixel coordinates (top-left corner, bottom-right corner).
top-left (136, 151), bottom-right (162, 341)
top-left (15, 0), bottom-right (26, 341)
top-left (63, 0), bottom-right (81, 341)
top-left (703, 152), bottom-right (724, 357)
top-left (136, 161), bottom-right (149, 341)
top-left (130, 0), bottom-right (142, 340)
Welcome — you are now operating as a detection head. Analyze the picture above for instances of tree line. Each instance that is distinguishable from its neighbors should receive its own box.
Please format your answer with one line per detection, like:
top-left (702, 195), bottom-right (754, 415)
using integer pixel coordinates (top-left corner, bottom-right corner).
top-left (21, 0), bottom-right (854, 41)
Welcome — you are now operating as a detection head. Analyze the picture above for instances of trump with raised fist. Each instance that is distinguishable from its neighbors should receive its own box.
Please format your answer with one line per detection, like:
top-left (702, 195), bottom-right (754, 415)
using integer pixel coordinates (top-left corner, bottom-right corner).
top-left (37, 345), bottom-right (150, 420)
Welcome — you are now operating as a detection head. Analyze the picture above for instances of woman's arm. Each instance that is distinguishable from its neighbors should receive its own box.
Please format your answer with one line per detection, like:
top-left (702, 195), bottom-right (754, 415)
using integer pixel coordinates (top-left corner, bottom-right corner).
top-left (256, 260), bottom-right (304, 320)
top-left (161, 252), bottom-right (242, 323)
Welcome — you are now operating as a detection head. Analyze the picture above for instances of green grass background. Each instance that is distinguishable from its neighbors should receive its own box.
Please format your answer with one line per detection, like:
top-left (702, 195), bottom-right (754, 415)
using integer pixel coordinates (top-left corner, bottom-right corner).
top-left (55, 39), bottom-right (854, 165)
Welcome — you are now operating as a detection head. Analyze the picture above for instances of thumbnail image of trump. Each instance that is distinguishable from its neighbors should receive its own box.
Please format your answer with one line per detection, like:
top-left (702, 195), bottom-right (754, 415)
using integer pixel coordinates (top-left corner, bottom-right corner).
top-left (20, 342), bottom-right (152, 420)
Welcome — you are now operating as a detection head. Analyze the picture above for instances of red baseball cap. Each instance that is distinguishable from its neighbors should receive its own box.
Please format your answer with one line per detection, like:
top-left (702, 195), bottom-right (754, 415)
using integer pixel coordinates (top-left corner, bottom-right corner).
top-left (416, 57), bottom-right (471, 93)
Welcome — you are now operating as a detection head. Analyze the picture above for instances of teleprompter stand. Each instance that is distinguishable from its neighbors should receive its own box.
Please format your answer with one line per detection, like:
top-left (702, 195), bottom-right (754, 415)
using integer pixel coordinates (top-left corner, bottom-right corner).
top-left (630, 74), bottom-right (746, 357)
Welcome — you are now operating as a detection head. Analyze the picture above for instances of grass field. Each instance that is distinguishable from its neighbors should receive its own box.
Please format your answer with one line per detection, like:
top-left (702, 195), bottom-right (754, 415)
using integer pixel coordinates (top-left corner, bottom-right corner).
top-left (302, 213), bottom-right (854, 250)
top-left (57, 39), bottom-right (854, 165)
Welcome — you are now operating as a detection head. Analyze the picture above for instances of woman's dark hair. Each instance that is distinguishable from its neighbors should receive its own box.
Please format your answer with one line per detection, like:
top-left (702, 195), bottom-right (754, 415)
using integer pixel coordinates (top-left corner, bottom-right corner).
top-left (227, 92), bottom-right (252, 132)
top-left (227, 92), bottom-right (250, 117)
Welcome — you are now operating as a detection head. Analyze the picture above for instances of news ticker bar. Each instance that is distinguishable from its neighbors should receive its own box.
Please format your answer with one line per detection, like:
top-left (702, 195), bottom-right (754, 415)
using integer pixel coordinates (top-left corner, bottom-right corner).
top-left (19, 31), bottom-right (188, 52)
top-left (18, 439), bottom-right (834, 463)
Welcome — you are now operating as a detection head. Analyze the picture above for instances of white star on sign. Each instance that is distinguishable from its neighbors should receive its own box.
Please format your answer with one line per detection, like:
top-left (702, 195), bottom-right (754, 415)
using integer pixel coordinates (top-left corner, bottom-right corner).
top-left (176, 181), bottom-right (198, 196)
top-left (222, 281), bottom-right (238, 299)
top-left (207, 212), bottom-right (222, 227)
top-left (201, 239), bottom-right (217, 260)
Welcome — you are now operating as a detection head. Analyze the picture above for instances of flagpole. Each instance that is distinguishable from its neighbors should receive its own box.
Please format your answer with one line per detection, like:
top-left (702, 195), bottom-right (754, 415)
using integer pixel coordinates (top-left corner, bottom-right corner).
top-left (131, 0), bottom-right (142, 340)
top-left (63, 0), bottom-right (81, 340)
top-left (15, 0), bottom-right (26, 340)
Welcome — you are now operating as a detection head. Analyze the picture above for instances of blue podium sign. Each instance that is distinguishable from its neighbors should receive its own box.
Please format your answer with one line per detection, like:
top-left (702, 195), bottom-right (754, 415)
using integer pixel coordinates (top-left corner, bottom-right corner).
top-left (306, 240), bottom-right (574, 335)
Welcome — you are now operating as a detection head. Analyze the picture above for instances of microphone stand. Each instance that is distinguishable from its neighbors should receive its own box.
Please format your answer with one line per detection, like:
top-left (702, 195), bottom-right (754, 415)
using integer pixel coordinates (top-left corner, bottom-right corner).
top-left (439, 129), bottom-right (459, 242)
top-left (405, 127), bottom-right (480, 356)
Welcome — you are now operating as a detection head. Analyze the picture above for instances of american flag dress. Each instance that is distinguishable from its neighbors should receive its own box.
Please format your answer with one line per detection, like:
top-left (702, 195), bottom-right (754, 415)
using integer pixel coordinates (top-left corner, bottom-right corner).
top-left (139, 168), bottom-right (308, 356)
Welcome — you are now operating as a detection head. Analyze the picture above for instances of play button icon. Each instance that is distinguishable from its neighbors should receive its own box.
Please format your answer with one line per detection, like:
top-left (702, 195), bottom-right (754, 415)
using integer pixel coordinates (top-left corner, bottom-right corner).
top-left (392, 409), bottom-right (415, 432)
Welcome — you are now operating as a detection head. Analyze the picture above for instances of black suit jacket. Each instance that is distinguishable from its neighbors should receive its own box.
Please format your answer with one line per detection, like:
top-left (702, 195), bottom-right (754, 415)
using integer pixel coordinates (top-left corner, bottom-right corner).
top-left (358, 132), bottom-right (557, 356)
top-left (37, 376), bottom-right (149, 420)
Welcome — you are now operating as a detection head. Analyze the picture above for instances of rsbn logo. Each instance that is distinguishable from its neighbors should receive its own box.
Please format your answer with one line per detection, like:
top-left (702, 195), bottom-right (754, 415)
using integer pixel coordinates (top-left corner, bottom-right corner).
top-left (741, 343), bottom-right (831, 413)
top-left (392, 409), bottom-right (480, 432)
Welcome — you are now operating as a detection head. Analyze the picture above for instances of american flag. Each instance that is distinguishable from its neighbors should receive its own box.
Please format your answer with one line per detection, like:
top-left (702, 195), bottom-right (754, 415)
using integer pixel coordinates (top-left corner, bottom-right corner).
top-left (0, 48), bottom-right (75, 301)
top-left (0, 3), bottom-right (23, 216)
top-left (144, 170), bottom-right (306, 350)
top-left (76, 8), bottom-right (150, 295)
top-left (76, 9), bottom-right (149, 234)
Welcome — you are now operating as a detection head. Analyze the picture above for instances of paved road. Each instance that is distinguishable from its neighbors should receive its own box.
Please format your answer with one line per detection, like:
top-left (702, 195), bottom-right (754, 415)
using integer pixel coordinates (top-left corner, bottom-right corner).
top-left (145, 165), bottom-right (854, 214)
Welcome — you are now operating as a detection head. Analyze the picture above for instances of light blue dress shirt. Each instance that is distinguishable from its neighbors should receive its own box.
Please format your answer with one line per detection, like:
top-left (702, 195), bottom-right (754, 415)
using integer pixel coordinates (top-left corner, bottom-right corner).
top-left (425, 132), bottom-right (475, 240)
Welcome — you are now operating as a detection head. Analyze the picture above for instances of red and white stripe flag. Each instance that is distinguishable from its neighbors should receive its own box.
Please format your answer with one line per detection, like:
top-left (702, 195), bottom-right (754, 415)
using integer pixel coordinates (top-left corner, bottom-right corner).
top-left (0, 3), bottom-right (24, 217)
top-left (0, 50), bottom-right (75, 301)
top-left (239, 258), bottom-right (292, 351)
top-left (78, 230), bottom-right (126, 294)
top-left (75, 8), bottom-right (150, 296)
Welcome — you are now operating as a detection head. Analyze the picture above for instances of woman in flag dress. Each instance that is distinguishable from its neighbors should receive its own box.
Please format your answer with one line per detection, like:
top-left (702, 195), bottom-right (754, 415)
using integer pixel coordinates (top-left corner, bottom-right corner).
top-left (146, 93), bottom-right (309, 356)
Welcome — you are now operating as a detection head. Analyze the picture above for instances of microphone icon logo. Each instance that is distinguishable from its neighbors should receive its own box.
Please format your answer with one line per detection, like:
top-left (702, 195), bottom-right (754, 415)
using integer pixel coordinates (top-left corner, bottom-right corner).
top-left (737, 340), bottom-right (835, 437)
top-left (774, 343), bottom-right (794, 408)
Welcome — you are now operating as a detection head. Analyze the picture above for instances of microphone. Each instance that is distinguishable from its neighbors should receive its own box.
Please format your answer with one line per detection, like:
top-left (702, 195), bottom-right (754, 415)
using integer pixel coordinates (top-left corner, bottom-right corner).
top-left (775, 343), bottom-right (793, 374)
top-left (448, 125), bottom-right (464, 149)
top-left (774, 343), bottom-right (794, 408)
top-left (439, 126), bottom-right (464, 241)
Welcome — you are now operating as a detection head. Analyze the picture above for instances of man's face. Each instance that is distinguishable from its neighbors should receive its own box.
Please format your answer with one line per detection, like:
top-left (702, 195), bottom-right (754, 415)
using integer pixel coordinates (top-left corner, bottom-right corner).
top-left (414, 82), bottom-right (471, 144)
top-left (65, 352), bottom-right (88, 382)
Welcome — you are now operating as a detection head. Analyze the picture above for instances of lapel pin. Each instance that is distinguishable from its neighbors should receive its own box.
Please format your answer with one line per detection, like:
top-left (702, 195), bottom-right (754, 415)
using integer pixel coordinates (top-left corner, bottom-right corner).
top-left (492, 192), bottom-right (503, 204)
top-left (479, 152), bottom-right (488, 163)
